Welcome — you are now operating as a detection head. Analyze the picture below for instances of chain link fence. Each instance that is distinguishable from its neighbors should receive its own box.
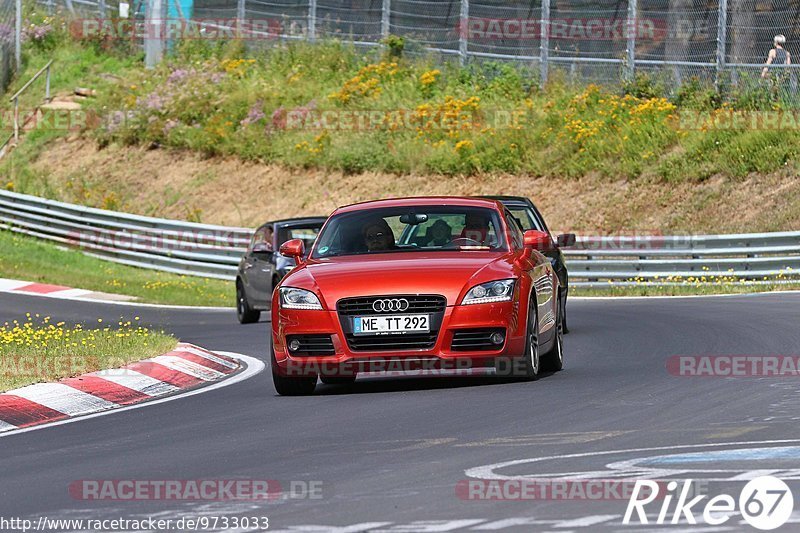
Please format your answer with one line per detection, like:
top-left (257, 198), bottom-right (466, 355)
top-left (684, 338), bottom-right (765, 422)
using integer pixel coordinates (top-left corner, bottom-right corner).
top-left (13, 0), bottom-right (800, 97)
top-left (0, 0), bottom-right (15, 91)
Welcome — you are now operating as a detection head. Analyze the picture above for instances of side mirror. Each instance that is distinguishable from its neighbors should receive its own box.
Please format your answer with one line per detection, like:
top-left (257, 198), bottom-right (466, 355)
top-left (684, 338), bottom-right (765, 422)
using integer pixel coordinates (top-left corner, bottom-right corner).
top-left (556, 233), bottom-right (576, 247)
top-left (279, 238), bottom-right (306, 266)
top-left (523, 230), bottom-right (553, 252)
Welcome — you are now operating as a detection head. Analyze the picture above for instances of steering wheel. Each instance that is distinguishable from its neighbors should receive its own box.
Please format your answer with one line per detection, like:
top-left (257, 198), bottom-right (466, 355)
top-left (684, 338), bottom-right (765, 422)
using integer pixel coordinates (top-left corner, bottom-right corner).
top-left (443, 237), bottom-right (482, 249)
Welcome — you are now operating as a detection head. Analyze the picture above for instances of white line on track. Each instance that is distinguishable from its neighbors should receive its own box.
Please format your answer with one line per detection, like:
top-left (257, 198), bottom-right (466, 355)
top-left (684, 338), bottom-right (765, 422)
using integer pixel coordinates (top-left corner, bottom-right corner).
top-left (465, 438), bottom-right (800, 480)
top-left (0, 352), bottom-right (264, 438)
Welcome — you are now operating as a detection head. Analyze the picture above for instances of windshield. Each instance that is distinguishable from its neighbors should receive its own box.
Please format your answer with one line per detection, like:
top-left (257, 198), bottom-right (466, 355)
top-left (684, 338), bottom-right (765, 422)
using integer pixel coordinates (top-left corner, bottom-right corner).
top-left (312, 206), bottom-right (508, 258)
top-left (507, 206), bottom-right (543, 231)
top-left (277, 224), bottom-right (322, 257)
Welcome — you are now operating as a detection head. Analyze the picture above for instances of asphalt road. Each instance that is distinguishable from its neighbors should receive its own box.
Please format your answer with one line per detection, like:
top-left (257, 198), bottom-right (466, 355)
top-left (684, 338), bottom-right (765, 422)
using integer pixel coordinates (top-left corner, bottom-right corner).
top-left (1, 291), bottom-right (800, 532)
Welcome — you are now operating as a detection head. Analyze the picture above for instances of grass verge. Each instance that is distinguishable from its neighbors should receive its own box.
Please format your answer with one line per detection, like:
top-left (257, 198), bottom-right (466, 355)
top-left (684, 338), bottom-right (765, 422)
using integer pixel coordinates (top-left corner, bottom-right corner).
top-left (0, 229), bottom-right (235, 307)
top-left (0, 315), bottom-right (176, 391)
top-left (571, 282), bottom-right (800, 297)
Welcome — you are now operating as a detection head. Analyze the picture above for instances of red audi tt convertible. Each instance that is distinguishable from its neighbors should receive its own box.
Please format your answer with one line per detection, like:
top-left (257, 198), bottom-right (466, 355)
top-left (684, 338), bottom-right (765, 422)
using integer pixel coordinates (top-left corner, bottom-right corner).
top-left (270, 197), bottom-right (563, 395)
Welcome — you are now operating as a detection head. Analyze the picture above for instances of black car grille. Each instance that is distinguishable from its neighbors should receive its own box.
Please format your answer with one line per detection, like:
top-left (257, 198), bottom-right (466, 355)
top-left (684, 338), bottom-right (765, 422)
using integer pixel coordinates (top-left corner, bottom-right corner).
top-left (286, 335), bottom-right (336, 356)
top-left (450, 328), bottom-right (506, 351)
top-left (345, 333), bottom-right (439, 351)
top-left (338, 295), bottom-right (446, 351)
top-left (337, 295), bottom-right (446, 316)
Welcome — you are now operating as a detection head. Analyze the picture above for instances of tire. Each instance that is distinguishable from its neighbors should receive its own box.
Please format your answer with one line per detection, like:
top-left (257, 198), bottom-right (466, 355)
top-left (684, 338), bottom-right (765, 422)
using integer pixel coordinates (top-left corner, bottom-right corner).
top-left (320, 375), bottom-right (357, 385)
top-left (541, 298), bottom-right (564, 372)
top-left (271, 345), bottom-right (317, 396)
top-left (236, 281), bottom-right (261, 324)
top-left (495, 298), bottom-right (540, 381)
top-left (519, 300), bottom-right (541, 380)
top-left (561, 292), bottom-right (570, 334)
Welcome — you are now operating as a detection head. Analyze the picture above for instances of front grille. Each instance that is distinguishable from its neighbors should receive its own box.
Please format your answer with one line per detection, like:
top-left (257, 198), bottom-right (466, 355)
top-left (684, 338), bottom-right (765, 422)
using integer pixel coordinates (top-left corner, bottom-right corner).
top-left (286, 334), bottom-right (336, 356)
top-left (337, 295), bottom-right (446, 316)
top-left (345, 332), bottom-right (438, 351)
top-left (337, 294), bottom-right (446, 351)
top-left (451, 328), bottom-right (506, 351)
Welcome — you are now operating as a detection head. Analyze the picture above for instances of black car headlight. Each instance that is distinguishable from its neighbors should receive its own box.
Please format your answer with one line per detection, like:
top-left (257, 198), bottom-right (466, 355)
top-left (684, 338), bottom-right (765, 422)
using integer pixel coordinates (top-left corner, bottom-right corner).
top-left (461, 279), bottom-right (515, 305)
top-left (279, 287), bottom-right (323, 310)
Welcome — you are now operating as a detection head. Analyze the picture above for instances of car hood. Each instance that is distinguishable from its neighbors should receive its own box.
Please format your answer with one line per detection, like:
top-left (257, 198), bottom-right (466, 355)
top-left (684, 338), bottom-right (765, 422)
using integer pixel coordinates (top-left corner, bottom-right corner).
top-left (283, 252), bottom-right (516, 307)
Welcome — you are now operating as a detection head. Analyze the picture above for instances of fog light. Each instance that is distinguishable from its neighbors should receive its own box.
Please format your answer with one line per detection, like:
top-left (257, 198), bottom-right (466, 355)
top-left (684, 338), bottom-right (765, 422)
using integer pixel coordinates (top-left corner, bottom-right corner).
top-left (288, 339), bottom-right (301, 352)
top-left (490, 332), bottom-right (505, 345)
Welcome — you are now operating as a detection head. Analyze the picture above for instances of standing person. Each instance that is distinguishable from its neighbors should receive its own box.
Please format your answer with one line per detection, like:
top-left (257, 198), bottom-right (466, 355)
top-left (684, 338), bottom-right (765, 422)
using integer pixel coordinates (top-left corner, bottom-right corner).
top-left (761, 35), bottom-right (792, 89)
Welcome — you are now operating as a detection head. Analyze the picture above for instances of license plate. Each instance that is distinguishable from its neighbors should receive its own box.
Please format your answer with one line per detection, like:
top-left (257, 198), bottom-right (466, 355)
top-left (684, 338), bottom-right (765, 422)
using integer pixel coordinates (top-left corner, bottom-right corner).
top-left (353, 315), bottom-right (429, 335)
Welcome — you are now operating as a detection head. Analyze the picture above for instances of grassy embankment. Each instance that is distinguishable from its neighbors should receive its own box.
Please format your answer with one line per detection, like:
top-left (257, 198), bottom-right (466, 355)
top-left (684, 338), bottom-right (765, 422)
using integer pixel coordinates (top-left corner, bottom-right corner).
top-left (0, 314), bottom-right (176, 391)
top-left (0, 230), bottom-right (233, 306)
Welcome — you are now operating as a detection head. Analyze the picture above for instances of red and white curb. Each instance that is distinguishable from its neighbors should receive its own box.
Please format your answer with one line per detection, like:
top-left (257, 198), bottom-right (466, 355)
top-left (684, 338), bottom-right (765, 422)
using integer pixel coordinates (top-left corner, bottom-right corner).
top-left (0, 343), bottom-right (247, 434)
top-left (0, 277), bottom-right (232, 310)
top-left (0, 278), bottom-right (137, 302)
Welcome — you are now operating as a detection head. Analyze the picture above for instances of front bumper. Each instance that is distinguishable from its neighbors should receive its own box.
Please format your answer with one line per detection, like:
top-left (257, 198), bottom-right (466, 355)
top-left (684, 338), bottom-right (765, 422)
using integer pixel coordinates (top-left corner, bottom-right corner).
top-left (272, 300), bottom-right (526, 375)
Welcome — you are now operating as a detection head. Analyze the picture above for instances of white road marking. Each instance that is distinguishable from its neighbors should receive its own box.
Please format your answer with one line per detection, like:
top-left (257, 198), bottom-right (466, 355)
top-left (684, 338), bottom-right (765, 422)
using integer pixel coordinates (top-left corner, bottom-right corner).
top-left (470, 518), bottom-right (546, 529)
top-left (375, 520), bottom-right (486, 532)
top-left (0, 420), bottom-right (17, 432)
top-left (0, 279), bottom-right (30, 291)
top-left (178, 345), bottom-right (239, 369)
top-left (91, 368), bottom-right (180, 396)
top-left (48, 288), bottom-right (93, 298)
top-left (268, 524), bottom-right (393, 533)
top-left (0, 352), bottom-right (263, 438)
top-left (11, 383), bottom-right (116, 415)
top-left (465, 438), bottom-right (800, 481)
top-left (146, 355), bottom-right (227, 381)
top-left (552, 515), bottom-right (618, 528)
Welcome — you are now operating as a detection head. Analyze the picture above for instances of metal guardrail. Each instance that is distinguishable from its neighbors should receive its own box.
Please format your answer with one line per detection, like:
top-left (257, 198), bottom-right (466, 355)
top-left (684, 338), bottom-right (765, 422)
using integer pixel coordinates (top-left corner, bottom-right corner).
top-left (0, 189), bottom-right (251, 280)
top-left (564, 232), bottom-right (800, 287)
top-left (1, 189), bottom-right (798, 286)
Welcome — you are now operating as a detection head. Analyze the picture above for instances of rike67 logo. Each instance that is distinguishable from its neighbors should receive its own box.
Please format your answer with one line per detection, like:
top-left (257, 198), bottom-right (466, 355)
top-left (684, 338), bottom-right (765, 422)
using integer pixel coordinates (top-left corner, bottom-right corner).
top-left (624, 476), bottom-right (794, 530)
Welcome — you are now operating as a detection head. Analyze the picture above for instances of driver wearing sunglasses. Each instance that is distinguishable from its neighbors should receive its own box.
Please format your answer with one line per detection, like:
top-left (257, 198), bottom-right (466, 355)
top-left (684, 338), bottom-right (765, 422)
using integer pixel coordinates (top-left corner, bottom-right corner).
top-left (362, 219), bottom-right (396, 252)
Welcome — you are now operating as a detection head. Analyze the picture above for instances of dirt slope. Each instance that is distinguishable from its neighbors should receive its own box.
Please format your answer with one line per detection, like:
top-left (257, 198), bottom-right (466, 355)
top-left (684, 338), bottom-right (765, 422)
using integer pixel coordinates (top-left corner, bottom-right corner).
top-left (29, 137), bottom-right (800, 233)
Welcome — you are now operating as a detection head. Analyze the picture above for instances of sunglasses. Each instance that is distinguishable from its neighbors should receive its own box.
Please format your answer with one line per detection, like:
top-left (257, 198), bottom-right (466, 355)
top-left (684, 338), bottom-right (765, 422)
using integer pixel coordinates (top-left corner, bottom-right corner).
top-left (366, 231), bottom-right (387, 241)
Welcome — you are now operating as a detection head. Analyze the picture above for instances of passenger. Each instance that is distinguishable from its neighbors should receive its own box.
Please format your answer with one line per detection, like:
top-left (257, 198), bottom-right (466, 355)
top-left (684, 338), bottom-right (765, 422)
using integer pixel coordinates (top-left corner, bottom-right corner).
top-left (363, 219), bottom-right (396, 252)
top-left (460, 211), bottom-right (491, 244)
top-left (425, 219), bottom-right (453, 247)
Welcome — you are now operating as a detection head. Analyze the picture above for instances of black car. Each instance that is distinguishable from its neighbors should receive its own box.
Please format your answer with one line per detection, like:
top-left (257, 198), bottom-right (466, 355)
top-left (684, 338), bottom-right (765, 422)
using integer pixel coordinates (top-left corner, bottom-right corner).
top-left (236, 217), bottom-right (326, 324)
top-left (481, 196), bottom-right (575, 332)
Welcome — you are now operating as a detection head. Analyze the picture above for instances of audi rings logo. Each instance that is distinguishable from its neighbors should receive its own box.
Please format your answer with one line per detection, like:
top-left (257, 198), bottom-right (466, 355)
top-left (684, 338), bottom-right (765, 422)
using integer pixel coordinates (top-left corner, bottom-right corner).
top-left (372, 298), bottom-right (410, 313)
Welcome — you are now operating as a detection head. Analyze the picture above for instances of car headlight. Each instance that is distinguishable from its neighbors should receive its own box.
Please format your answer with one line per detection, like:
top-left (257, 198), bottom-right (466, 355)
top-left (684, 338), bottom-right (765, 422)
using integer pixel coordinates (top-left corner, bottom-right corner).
top-left (461, 279), bottom-right (515, 305)
top-left (279, 287), bottom-right (323, 310)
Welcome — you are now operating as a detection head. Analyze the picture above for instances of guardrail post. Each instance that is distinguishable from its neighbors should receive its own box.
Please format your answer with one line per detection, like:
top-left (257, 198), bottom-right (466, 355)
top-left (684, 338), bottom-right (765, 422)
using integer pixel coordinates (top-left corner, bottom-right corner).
top-left (237, 0), bottom-right (246, 32)
top-left (308, 0), bottom-right (317, 42)
top-left (381, 0), bottom-right (390, 39)
top-left (458, 0), bottom-right (469, 65)
top-left (716, 0), bottom-right (727, 90)
top-left (144, 0), bottom-right (164, 68)
top-left (45, 64), bottom-right (51, 102)
top-left (539, 0), bottom-right (550, 88)
top-left (625, 0), bottom-right (637, 81)
top-left (13, 96), bottom-right (19, 143)
top-left (98, 0), bottom-right (107, 18)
